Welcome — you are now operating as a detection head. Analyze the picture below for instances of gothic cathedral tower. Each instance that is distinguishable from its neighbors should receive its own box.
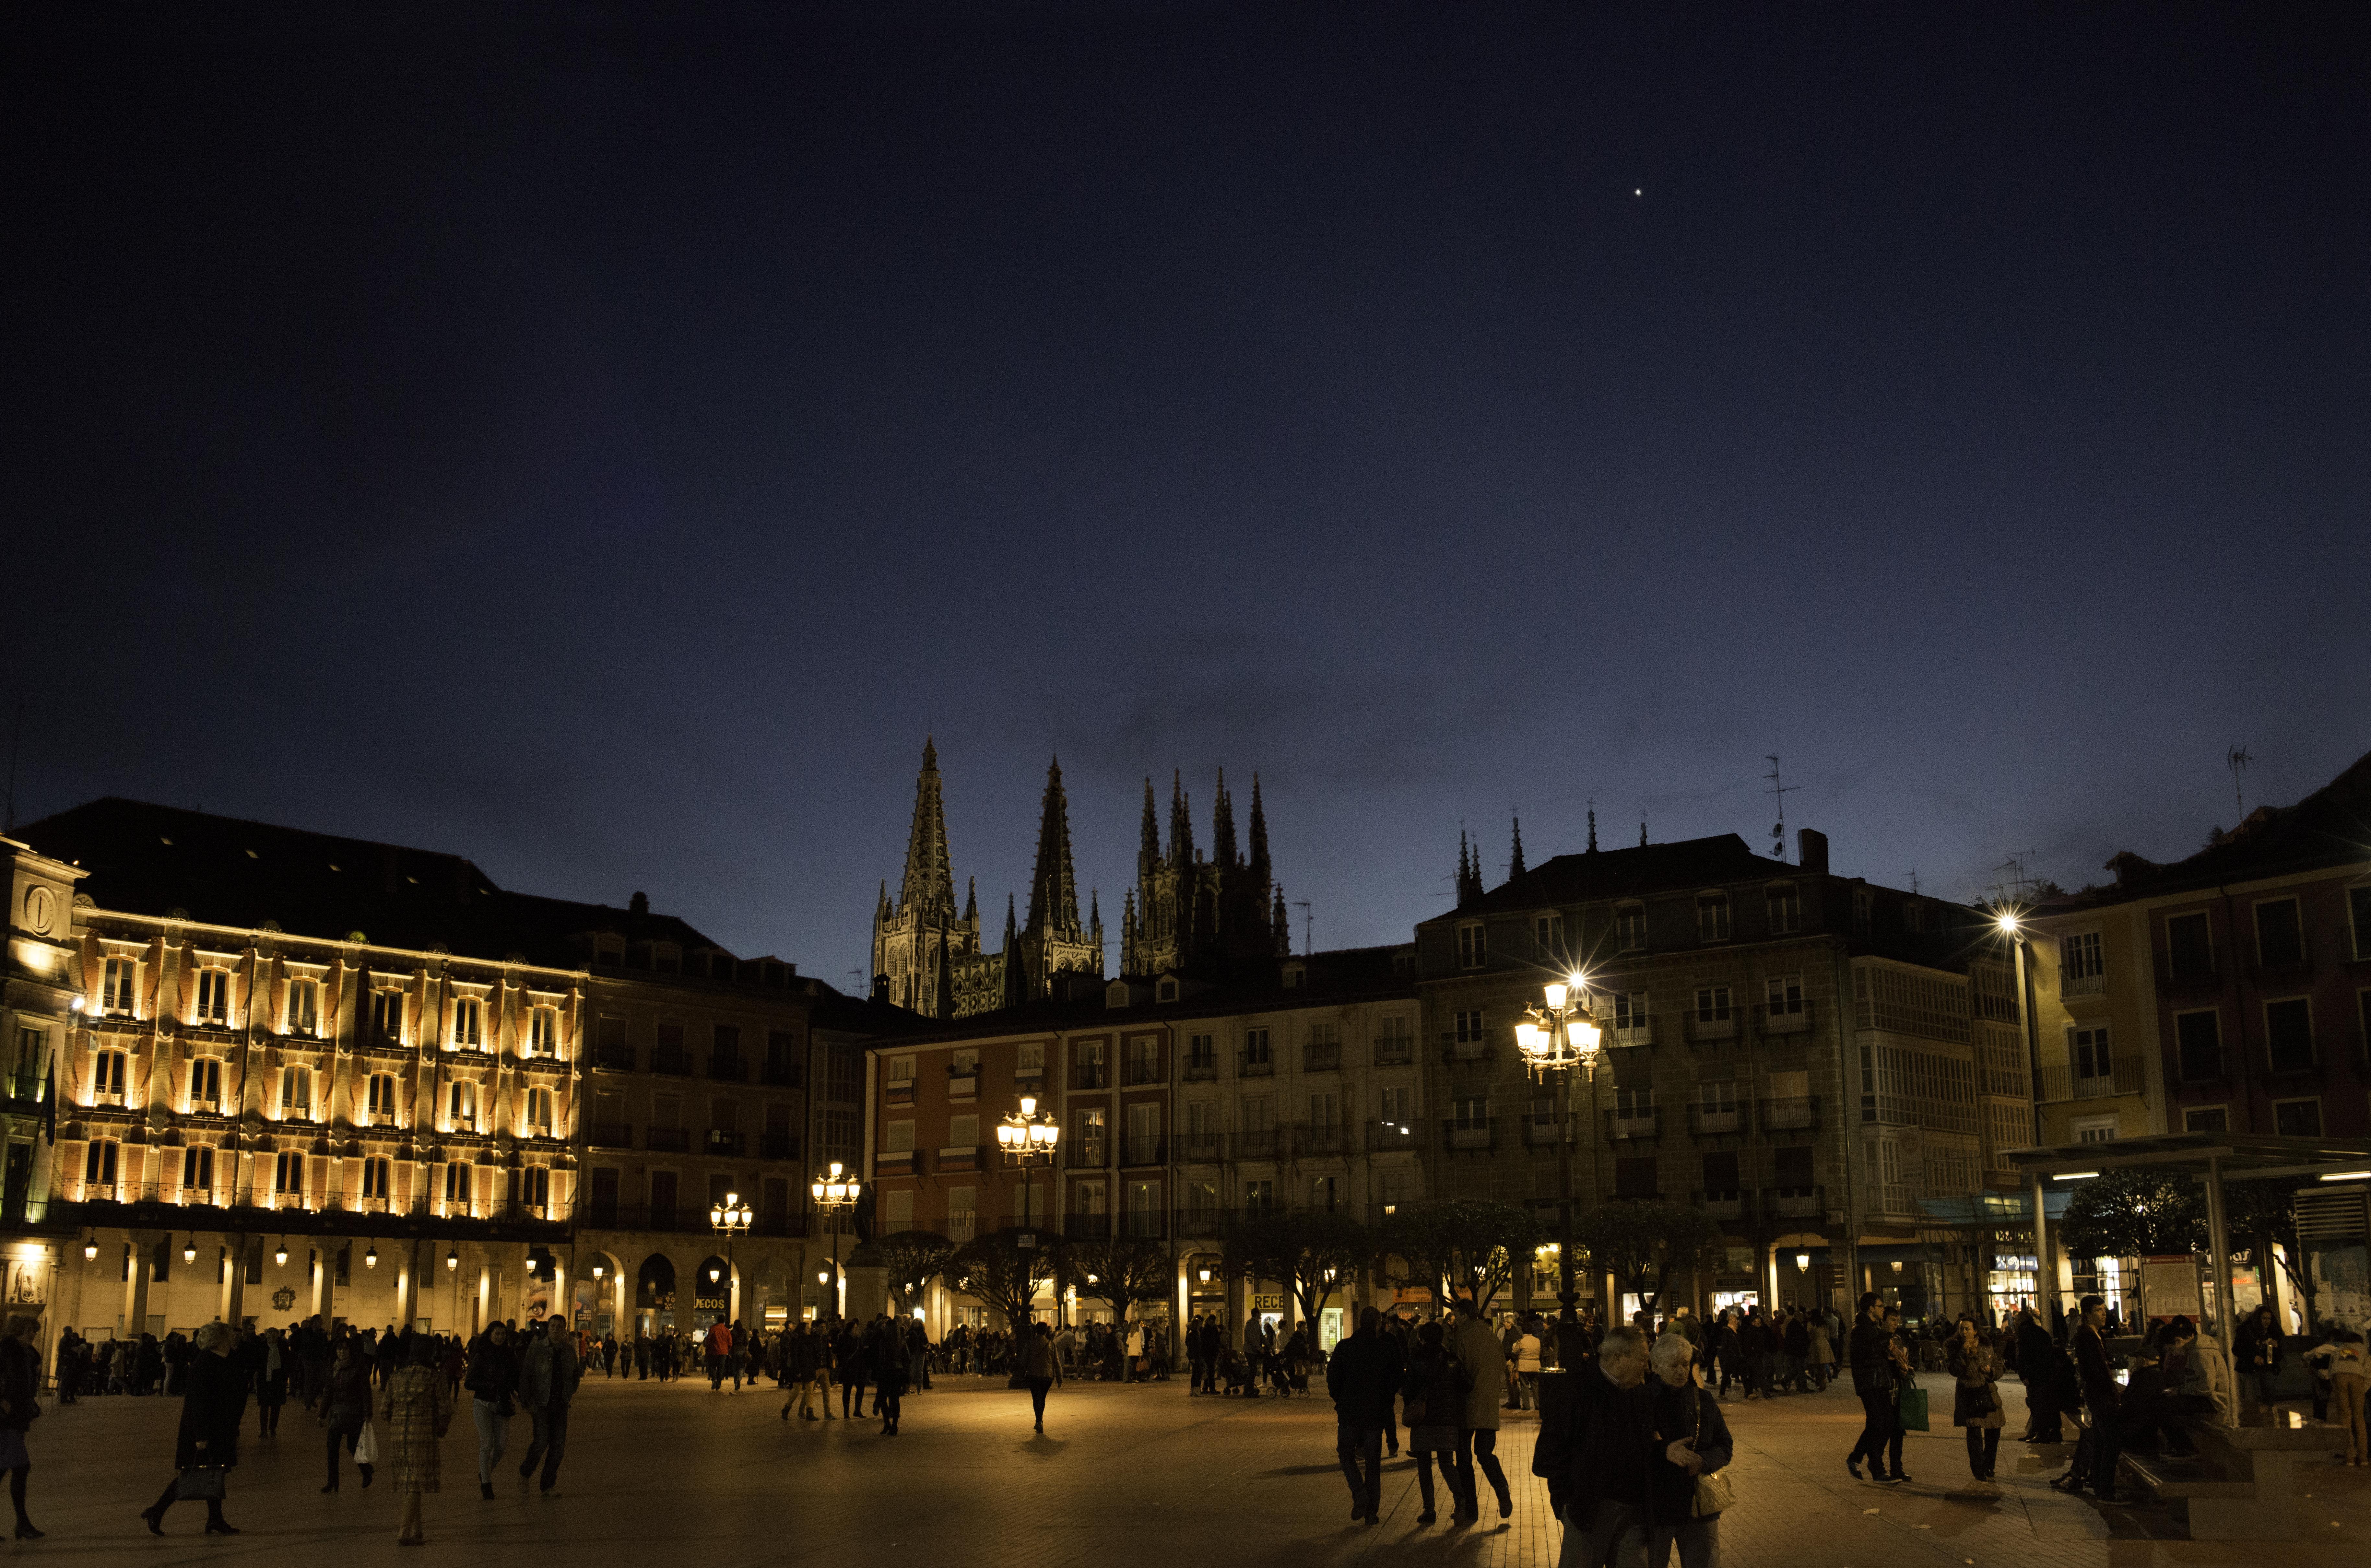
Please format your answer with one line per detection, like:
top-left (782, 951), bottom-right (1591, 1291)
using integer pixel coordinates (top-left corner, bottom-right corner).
top-left (870, 738), bottom-right (983, 1018)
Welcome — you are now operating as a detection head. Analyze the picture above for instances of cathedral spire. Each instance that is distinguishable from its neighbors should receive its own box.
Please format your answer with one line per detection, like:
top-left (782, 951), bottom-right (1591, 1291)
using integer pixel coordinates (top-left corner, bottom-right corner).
top-left (1139, 777), bottom-right (1160, 878)
top-left (964, 876), bottom-right (977, 921)
top-left (1023, 756), bottom-right (1083, 938)
top-left (1247, 772), bottom-right (1272, 884)
top-left (897, 738), bottom-right (956, 918)
top-left (1212, 767), bottom-right (1238, 868)
top-left (1509, 814), bottom-right (1527, 880)
top-left (1168, 770), bottom-right (1195, 866)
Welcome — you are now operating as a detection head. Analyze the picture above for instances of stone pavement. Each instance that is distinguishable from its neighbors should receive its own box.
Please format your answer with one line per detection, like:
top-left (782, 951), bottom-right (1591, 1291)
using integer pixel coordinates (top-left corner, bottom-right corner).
top-left (17, 1369), bottom-right (2367, 1567)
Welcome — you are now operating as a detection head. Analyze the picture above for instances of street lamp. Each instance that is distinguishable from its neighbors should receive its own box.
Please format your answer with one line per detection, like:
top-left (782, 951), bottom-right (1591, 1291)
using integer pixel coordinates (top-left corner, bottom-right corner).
top-left (182, 1236), bottom-right (195, 1264)
top-left (446, 1247), bottom-right (459, 1272)
top-left (274, 1238), bottom-right (288, 1267)
top-left (811, 1163), bottom-right (860, 1319)
top-left (708, 1190), bottom-right (753, 1324)
top-left (996, 1094), bottom-right (1061, 1234)
top-left (1516, 975), bottom-right (1603, 1352)
top-left (82, 1232), bottom-right (97, 1263)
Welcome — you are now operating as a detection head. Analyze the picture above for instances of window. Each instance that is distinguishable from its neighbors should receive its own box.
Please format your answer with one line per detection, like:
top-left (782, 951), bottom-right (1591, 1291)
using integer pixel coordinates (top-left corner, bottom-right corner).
top-left (1534, 913), bottom-right (1564, 951)
top-left (189, 1057), bottom-right (222, 1112)
top-left (711, 1024), bottom-right (742, 1067)
top-left (1076, 1039), bottom-right (1108, 1087)
top-left (1242, 1178), bottom-right (1275, 1211)
top-left (366, 1073), bottom-right (399, 1125)
top-left (1186, 1033), bottom-right (1215, 1072)
top-left (372, 989), bottom-right (405, 1043)
top-left (2352, 886), bottom-right (2371, 960)
top-left (280, 1065), bottom-right (311, 1119)
top-left (2060, 933), bottom-right (2104, 995)
top-left (1125, 1036), bottom-right (1159, 1083)
top-left (449, 1080), bottom-right (480, 1130)
top-left (1697, 895), bottom-right (1731, 942)
top-left (2165, 912), bottom-right (2213, 981)
top-left (1903, 901), bottom-right (1926, 934)
top-left (885, 1119), bottom-right (915, 1154)
top-left (1157, 978), bottom-right (1178, 1003)
top-left (887, 1057), bottom-right (916, 1088)
top-left (1379, 1084), bottom-right (1411, 1122)
top-left (952, 1048), bottom-right (979, 1078)
top-left (1773, 1144), bottom-right (1814, 1188)
top-left (1614, 1157), bottom-right (1658, 1198)
top-left (194, 968), bottom-right (230, 1024)
top-left (274, 1151), bottom-right (305, 1200)
top-left (1309, 1089), bottom-right (1340, 1127)
top-left (2254, 899), bottom-right (2305, 970)
top-left (526, 1086), bottom-right (555, 1137)
top-left (1701, 1150), bottom-right (1740, 1193)
top-left (444, 1163), bottom-right (472, 1206)
top-left (1452, 1010), bottom-right (1487, 1044)
top-left (1615, 906), bottom-right (1646, 951)
top-left (519, 1165), bottom-right (550, 1212)
top-left (2263, 998), bottom-right (2314, 1073)
top-left (2175, 1009), bottom-right (2223, 1080)
top-left (528, 1007), bottom-right (558, 1056)
top-left (1766, 885), bottom-right (1800, 935)
top-left (2070, 1026), bottom-right (2111, 1081)
top-left (1699, 1080), bottom-right (1737, 1117)
top-left (1693, 985), bottom-right (1732, 1023)
top-left (1852, 890), bottom-right (1873, 937)
top-left (2183, 1106), bottom-right (2228, 1134)
top-left (1242, 1029), bottom-right (1270, 1067)
top-left (1765, 975), bottom-right (1804, 1015)
top-left (1310, 1174), bottom-right (1340, 1211)
top-left (881, 1189), bottom-right (915, 1228)
top-left (1614, 1085), bottom-right (1654, 1120)
top-left (1457, 923), bottom-right (1487, 969)
top-left (2071, 1117), bottom-right (2117, 1144)
top-left (765, 1031), bottom-right (801, 1083)
top-left (288, 978), bottom-right (321, 1036)
top-left (1240, 1095), bottom-right (1272, 1133)
top-left (2273, 1098), bottom-right (2323, 1138)
top-left (361, 1157), bottom-right (392, 1201)
top-left (1451, 1094), bottom-right (1488, 1128)
top-left (949, 1114), bottom-right (978, 1149)
top-left (93, 1049), bottom-right (127, 1106)
top-left (182, 1145), bottom-right (214, 1193)
top-left (84, 1139), bottom-right (119, 1192)
top-left (452, 997), bottom-right (484, 1049)
top-left (1016, 1042), bottom-right (1045, 1079)
top-left (948, 1186), bottom-right (978, 1242)
top-left (1610, 991), bottom-right (1650, 1042)
top-left (101, 957), bottom-right (136, 1013)
top-left (1075, 1107), bottom-right (1106, 1163)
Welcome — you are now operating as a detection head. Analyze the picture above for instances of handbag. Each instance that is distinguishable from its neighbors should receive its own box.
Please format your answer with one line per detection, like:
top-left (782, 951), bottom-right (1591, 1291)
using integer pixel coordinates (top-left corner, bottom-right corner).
top-left (353, 1420), bottom-right (379, 1465)
top-left (1896, 1379), bottom-right (1929, 1432)
top-left (176, 1467), bottom-right (227, 1501)
top-left (1691, 1391), bottom-right (1737, 1517)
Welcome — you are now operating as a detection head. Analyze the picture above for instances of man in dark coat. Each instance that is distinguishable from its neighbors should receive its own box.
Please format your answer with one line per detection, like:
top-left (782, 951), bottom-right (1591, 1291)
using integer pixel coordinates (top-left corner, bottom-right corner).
top-left (141, 1322), bottom-right (247, 1535)
top-left (1541, 1324), bottom-right (1655, 1568)
top-left (515, 1315), bottom-right (582, 1495)
top-left (1327, 1308), bottom-right (1400, 1524)
top-left (1845, 1293), bottom-right (1902, 1481)
top-left (2016, 1306), bottom-right (2061, 1440)
top-left (2061, 1295), bottom-right (2122, 1501)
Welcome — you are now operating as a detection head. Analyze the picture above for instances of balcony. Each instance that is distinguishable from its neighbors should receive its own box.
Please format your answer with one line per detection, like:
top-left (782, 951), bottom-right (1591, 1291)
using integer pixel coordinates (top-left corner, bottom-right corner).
top-left (1372, 1035), bottom-right (1414, 1067)
top-left (2251, 939), bottom-right (2312, 979)
top-left (1522, 1114), bottom-right (1565, 1149)
top-left (2062, 971), bottom-right (2106, 998)
top-left (937, 1145), bottom-right (980, 1172)
top-left (1072, 1063), bottom-right (1110, 1091)
top-left (886, 1077), bottom-right (916, 1105)
top-left (1606, 1108), bottom-right (1659, 1142)
top-left (1121, 1135), bottom-right (1165, 1167)
top-left (591, 1044), bottom-right (636, 1073)
top-left (649, 1045), bottom-right (693, 1077)
top-left (1757, 1096), bottom-right (1818, 1134)
top-left (1764, 1184), bottom-right (1824, 1221)
top-left (1064, 1213), bottom-right (1111, 1241)
top-left (1294, 1123), bottom-right (1350, 1157)
top-left (1066, 1141), bottom-right (1110, 1171)
top-left (644, 1127), bottom-right (690, 1153)
top-left (1686, 1102), bottom-right (1745, 1137)
top-left (2154, 950), bottom-right (2220, 993)
top-left (1753, 1002), bottom-right (1812, 1039)
top-left (1176, 1132), bottom-right (1224, 1164)
top-left (707, 1053), bottom-right (747, 1083)
top-left (875, 1148), bottom-right (915, 1176)
top-left (759, 1132), bottom-right (799, 1161)
top-left (1176, 1208), bottom-right (1225, 1239)
top-left (1607, 1017), bottom-right (1655, 1050)
top-left (2345, 927), bottom-right (2371, 964)
top-left (1441, 1032), bottom-right (1490, 1063)
top-left (1232, 1129), bottom-right (1283, 1161)
top-left (760, 1059), bottom-right (800, 1087)
top-left (1685, 1012), bottom-right (1737, 1046)
top-left (1183, 1055), bottom-right (1218, 1082)
top-left (1366, 1119), bottom-right (1423, 1155)
top-left (1302, 1043), bottom-right (1341, 1073)
top-left (1122, 1059), bottom-right (1163, 1087)
top-left (1692, 1188), bottom-right (1751, 1222)
top-left (948, 1072), bottom-right (978, 1099)
top-left (588, 1121), bottom-right (634, 1150)
top-left (1445, 1119), bottom-right (1494, 1151)
top-left (1119, 1209), bottom-right (1167, 1240)
top-left (2035, 1057), bottom-right (2147, 1102)
top-left (704, 1129), bottom-right (746, 1157)
top-left (1237, 1052), bottom-right (1274, 1078)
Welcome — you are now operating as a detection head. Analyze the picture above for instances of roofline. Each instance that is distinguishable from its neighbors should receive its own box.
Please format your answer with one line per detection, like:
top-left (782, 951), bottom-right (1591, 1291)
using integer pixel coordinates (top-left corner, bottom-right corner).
top-left (73, 904), bottom-right (596, 985)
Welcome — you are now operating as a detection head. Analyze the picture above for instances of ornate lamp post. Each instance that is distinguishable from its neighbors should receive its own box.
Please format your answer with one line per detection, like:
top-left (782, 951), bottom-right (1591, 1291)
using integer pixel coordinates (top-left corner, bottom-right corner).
top-left (995, 1095), bottom-right (1061, 1235)
top-left (1514, 976), bottom-right (1604, 1354)
top-left (709, 1190), bottom-right (753, 1325)
top-left (810, 1163), bottom-right (860, 1319)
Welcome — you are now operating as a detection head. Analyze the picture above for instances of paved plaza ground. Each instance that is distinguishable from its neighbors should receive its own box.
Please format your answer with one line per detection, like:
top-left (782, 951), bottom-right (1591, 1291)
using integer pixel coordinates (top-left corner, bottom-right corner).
top-left (17, 1368), bottom-right (2368, 1567)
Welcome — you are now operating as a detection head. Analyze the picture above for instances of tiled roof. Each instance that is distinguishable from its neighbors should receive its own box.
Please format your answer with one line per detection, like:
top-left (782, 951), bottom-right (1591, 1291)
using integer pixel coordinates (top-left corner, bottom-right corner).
top-left (1420, 833), bottom-right (1789, 924)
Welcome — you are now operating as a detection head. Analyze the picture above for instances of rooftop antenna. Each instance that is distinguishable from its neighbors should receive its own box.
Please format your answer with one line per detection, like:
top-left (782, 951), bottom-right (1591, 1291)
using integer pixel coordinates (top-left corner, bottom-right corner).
top-left (1989, 852), bottom-right (2040, 906)
top-left (1908, 869), bottom-right (1920, 896)
top-left (2226, 745), bottom-right (2251, 818)
top-left (1292, 900), bottom-right (1312, 957)
top-left (1763, 753), bottom-right (1798, 861)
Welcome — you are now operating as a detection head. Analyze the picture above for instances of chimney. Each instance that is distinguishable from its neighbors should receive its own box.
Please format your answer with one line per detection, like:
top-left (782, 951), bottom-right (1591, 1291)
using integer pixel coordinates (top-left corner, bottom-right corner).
top-left (628, 890), bottom-right (649, 917)
top-left (1796, 829), bottom-right (1829, 876)
top-left (870, 971), bottom-right (890, 1005)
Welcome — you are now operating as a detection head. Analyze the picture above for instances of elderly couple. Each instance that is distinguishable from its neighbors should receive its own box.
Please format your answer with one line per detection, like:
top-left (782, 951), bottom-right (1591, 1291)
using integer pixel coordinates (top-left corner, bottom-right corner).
top-left (1539, 1327), bottom-right (1733, 1568)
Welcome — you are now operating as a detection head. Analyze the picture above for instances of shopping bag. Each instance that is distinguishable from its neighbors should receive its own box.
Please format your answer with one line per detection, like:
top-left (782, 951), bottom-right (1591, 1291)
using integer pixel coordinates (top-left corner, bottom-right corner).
top-left (354, 1421), bottom-right (380, 1465)
top-left (176, 1467), bottom-right (226, 1501)
top-left (1896, 1381), bottom-right (1929, 1432)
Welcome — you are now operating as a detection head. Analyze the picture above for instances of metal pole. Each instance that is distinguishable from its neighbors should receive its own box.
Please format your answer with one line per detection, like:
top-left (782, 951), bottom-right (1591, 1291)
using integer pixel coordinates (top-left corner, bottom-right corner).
top-left (1558, 1060), bottom-right (1576, 1345)
top-left (2030, 1173), bottom-right (2051, 1328)
top-left (2203, 1154), bottom-right (2234, 1342)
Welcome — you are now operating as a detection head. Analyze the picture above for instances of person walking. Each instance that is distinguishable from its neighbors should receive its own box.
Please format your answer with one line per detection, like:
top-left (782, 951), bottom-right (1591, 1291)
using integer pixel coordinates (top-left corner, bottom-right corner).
top-left (837, 1321), bottom-right (871, 1420)
top-left (1543, 1324), bottom-right (1656, 1568)
top-left (1844, 1293), bottom-right (1904, 1483)
top-left (2058, 1294), bottom-right (2122, 1500)
top-left (1646, 1334), bottom-right (1731, 1568)
top-left (376, 1336), bottom-right (455, 1544)
top-left (315, 1336), bottom-right (375, 1492)
top-left (1020, 1321), bottom-right (1057, 1432)
top-left (1807, 1312), bottom-right (1835, 1392)
top-left (1327, 1307), bottom-right (1398, 1523)
top-left (1946, 1317), bottom-right (2005, 1480)
top-left (0, 1315), bottom-right (43, 1539)
top-left (872, 1317), bottom-right (909, 1435)
top-left (515, 1315), bottom-right (582, 1496)
top-left (254, 1328), bottom-right (290, 1438)
top-left (1511, 1318), bottom-right (1544, 1412)
top-left (1402, 1320), bottom-right (1471, 1525)
top-left (1450, 1299), bottom-right (1514, 1522)
top-left (465, 1322), bottom-right (519, 1499)
top-left (140, 1321), bottom-right (246, 1536)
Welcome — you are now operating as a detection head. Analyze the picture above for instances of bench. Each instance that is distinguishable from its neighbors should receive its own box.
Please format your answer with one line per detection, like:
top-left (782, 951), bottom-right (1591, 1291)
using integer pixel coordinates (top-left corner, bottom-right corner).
top-left (2118, 1414), bottom-right (2323, 1540)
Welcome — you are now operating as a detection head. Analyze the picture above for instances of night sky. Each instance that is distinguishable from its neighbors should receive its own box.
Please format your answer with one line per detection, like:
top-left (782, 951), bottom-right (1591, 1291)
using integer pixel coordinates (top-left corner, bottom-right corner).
top-left (8, 3), bottom-right (2367, 981)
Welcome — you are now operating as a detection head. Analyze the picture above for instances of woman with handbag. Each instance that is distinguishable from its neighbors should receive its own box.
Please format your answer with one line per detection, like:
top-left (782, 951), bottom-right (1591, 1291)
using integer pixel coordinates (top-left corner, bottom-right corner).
top-left (315, 1336), bottom-right (376, 1492)
top-left (1401, 1321), bottom-right (1472, 1525)
top-left (464, 1322), bottom-right (519, 1499)
top-left (140, 1321), bottom-right (245, 1536)
top-left (377, 1335), bottom-right (456, 1544)
top-left (1946, 1318), bottom-right (2006, 1480)
top-left (1646, 1334), bottom-right (1732, 1568)
top-left (0, 1315), bottom-right (44, 1539)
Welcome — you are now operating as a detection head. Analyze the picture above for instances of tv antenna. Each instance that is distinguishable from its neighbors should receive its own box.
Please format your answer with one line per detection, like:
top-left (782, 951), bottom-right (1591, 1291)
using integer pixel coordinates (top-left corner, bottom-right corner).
top-left (1764, 754), bottom-right (1799, 860)
top-left (1292, 900), bottom-right (1312, 957)
top-left (1989, 852), bottom-right (2041, 906)
top-left (2227, 746), bottom-right (2251, 818)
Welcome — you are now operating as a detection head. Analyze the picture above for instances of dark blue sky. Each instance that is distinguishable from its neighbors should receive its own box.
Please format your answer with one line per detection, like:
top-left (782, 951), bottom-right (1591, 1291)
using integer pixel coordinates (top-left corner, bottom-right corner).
top-left (8, 2), bottom-right (2367, 982)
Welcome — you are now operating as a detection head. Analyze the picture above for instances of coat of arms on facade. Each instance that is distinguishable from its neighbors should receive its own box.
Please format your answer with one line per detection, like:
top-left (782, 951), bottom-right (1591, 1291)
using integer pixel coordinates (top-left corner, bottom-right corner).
top-left (271, 1287), bottom-right (297, 1311)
